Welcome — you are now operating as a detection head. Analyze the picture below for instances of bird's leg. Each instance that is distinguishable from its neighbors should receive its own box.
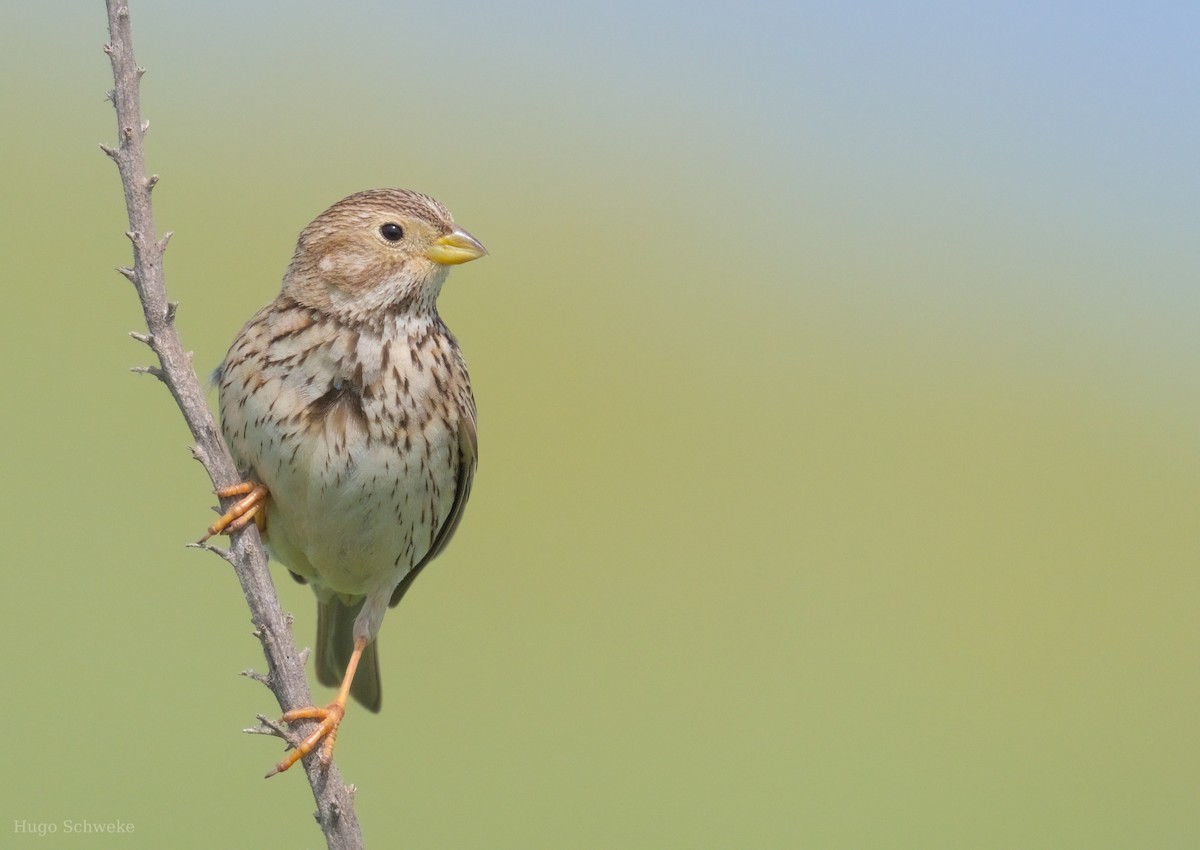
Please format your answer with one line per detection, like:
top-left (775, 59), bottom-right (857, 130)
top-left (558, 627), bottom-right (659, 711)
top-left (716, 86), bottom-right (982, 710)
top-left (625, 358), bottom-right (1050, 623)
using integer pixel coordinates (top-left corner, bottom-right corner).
top-left (265, 635), bottom-right (369, 778)
top-left (199, 482), bottom-right (270, 542)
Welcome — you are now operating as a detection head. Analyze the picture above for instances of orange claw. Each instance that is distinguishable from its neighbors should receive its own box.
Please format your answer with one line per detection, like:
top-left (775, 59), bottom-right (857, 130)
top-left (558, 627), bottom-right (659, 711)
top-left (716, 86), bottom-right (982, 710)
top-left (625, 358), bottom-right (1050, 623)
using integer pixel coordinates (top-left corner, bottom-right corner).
top-left (265, 702), bottom-right (346, 778)
top-left (200, 482), bottom-right (270, 542)
top-left (265, 636), bottom-right (369, 778)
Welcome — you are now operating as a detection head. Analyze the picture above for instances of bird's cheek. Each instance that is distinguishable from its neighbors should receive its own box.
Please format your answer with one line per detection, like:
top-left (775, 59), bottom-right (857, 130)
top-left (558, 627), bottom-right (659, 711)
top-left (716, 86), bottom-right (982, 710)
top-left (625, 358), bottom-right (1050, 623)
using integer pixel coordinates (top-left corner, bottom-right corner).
top-left (321, 250), bottom-right (383, 294)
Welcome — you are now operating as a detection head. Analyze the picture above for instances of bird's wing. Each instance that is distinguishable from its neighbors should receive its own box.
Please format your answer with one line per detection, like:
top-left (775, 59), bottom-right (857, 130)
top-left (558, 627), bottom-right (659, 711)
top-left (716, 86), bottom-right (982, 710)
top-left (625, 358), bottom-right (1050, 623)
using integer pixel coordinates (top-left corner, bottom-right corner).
top-left (389, 411), bottom-right (478, 608)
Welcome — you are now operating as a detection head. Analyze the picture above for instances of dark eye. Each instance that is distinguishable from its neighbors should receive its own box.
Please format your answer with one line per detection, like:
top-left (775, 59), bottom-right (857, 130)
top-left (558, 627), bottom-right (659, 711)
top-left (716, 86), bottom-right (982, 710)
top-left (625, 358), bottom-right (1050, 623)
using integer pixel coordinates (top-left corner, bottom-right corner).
top-left (379, 223), bottom-right (404, 242)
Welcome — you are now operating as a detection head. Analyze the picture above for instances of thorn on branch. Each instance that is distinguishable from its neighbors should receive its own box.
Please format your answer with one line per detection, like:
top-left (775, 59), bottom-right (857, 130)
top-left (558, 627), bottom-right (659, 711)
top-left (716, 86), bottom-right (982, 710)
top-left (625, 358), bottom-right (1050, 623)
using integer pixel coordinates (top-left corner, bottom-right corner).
top-left (241, 668), bottom-right (272, 686)
top-left (297, 646), bottom-right (311, 666)
top-left (141, 119), bottom-right (150, 135)
top-left (131, 364), bottom-right (166, 382)
top-left (129, 330), bottom-right (153, 346)
top-left (116, 266), bottom-right (137, 283)
top-left (186, 540), bottom-right (234, 562)
top-left (158, 231), bottom-right (174, 252)
top-left (136, 66), bottom-right (145, 79)
top-left (104, 88), bottom-right (115, 104)
top-left (103, 43), bottom-right (114, 55)
top-left (99, 143), bottom-right (118, 160)
top-left (146, 174), bottom-right (159, 191)
top-left (245, 714), bottom-right (291, 740)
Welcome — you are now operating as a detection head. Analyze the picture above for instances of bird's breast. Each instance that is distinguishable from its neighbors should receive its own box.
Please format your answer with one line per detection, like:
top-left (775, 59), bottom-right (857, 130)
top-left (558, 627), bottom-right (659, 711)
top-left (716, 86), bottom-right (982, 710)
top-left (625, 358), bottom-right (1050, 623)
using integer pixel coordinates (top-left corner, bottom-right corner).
top-left (220, 305), bottom-right (471, 597)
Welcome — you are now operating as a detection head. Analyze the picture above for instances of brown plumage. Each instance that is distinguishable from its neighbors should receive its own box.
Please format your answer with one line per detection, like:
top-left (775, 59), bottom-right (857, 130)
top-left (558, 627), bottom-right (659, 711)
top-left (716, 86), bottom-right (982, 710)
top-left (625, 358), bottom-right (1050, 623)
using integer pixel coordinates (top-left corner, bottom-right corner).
top-left (208, 189), bottom-right (486, 774)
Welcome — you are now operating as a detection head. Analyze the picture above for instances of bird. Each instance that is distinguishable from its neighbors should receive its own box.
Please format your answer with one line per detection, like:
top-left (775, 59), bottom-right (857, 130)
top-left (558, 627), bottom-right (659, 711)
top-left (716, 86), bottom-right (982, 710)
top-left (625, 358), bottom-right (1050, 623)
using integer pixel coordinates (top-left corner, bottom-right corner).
top-left (201, 188), bottom-right (486, 777)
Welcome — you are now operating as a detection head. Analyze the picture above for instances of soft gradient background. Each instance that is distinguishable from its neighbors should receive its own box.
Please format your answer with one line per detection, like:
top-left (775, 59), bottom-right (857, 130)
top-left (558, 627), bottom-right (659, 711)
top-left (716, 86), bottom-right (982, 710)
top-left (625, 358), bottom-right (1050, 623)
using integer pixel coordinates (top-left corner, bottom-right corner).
top-left (2, 2), bottom-right (1196, 847)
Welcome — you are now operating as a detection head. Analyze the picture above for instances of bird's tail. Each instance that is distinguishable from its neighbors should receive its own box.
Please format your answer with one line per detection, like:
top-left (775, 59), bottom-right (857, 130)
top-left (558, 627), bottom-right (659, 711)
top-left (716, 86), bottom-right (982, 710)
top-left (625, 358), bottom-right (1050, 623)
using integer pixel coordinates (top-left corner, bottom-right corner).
top-left (315, 596), bottom-right (382, 713)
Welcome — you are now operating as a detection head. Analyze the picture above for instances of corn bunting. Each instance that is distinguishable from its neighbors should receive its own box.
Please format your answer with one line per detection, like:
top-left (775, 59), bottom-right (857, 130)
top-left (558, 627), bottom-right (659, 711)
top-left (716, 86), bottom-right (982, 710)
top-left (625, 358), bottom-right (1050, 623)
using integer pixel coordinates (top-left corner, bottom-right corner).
top-left (203, 188), bottom-right (485, 776)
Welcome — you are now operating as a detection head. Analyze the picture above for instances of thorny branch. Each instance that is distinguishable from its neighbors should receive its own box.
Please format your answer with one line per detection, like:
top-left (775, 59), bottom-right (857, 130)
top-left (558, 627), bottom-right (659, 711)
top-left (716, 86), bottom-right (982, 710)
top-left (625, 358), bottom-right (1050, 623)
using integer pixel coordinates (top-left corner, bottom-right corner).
top-left (101, 3), bottom-right (364, 847)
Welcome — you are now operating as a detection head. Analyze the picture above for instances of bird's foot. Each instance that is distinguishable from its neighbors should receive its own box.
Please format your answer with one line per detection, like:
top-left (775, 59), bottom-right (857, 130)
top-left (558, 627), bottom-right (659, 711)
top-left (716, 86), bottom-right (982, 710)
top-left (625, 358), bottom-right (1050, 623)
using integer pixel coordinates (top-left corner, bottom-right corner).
top-left (263, 635), bottom-right (369, 778)
top-left (264, 701), bottom-right (347, 778)
top-left (199, 482), bottom-right (269, 542)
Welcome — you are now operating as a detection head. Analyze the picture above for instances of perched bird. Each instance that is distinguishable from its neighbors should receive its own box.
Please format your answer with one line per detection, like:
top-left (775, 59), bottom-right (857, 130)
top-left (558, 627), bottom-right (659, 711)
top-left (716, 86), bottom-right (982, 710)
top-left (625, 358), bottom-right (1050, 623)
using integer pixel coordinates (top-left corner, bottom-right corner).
top-left (202, 188), bottom-right (486, 776)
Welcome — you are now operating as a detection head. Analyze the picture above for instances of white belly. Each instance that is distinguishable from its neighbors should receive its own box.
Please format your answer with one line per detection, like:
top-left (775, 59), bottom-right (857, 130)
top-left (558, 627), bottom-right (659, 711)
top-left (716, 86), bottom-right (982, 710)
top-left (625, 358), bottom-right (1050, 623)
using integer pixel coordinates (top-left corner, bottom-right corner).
top-left (269, 419), bottom-right (456, 596)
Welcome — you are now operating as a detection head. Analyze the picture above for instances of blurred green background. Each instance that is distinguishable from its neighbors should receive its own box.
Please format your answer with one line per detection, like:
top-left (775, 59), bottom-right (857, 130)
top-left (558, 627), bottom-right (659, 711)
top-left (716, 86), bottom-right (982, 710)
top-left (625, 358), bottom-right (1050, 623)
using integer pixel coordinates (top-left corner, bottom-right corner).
top-left (2, 1), bottom-right (1197, 847)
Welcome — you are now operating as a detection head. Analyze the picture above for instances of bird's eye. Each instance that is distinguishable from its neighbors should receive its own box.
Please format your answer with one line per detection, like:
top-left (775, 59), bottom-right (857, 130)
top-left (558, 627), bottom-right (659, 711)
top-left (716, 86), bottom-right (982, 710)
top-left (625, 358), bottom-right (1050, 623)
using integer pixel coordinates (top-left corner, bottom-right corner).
top-left (379, 223), bottom-right (404, 242)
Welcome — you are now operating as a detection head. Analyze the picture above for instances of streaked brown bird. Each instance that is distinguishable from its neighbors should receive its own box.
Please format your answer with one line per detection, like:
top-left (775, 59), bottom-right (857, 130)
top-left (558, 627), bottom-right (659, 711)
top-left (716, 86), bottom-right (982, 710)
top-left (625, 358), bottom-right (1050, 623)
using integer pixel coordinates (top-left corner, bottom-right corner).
top-left (202, 188), bottom-right (485, 776)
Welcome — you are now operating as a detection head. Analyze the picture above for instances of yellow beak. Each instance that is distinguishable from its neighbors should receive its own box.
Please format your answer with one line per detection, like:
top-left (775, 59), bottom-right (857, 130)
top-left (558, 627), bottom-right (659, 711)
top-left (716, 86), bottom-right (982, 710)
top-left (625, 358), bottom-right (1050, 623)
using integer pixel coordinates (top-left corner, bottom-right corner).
top-left (425, 228), bottom-right (487, 265)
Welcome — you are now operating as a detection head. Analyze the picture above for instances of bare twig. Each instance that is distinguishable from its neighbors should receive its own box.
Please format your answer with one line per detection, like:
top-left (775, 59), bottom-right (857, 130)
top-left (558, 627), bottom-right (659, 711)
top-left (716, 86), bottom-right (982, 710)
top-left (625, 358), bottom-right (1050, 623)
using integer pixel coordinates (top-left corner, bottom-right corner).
top-left (101, 3), bottom-right (363, 847)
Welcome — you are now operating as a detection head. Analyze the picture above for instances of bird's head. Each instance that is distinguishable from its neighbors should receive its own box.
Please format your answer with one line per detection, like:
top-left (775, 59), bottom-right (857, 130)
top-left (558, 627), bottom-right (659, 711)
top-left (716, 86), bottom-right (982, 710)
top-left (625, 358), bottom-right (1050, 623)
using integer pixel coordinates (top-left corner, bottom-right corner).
top-left (282, 188), bottom-right (486, 325)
